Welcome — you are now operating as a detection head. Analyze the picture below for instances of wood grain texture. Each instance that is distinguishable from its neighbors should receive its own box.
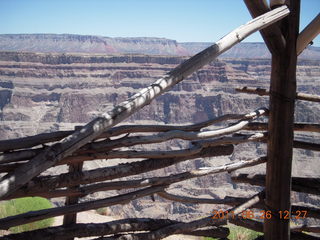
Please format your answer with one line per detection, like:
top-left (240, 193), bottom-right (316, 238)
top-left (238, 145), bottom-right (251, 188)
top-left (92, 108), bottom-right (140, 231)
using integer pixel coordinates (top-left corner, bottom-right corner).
top-left (265, 1), bottom-right (300, 239)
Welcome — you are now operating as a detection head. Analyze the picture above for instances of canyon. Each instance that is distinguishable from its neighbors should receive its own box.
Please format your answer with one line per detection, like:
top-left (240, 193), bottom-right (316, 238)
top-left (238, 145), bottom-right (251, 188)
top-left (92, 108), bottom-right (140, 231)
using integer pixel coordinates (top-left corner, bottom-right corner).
top-left (0, 34), bottom-right (319, 224)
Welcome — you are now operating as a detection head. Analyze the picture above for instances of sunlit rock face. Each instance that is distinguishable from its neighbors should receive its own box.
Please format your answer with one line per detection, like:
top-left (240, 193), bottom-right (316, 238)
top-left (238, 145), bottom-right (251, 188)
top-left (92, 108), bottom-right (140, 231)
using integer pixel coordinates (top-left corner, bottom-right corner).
top-left (0, 35), bottom-right (319, 223)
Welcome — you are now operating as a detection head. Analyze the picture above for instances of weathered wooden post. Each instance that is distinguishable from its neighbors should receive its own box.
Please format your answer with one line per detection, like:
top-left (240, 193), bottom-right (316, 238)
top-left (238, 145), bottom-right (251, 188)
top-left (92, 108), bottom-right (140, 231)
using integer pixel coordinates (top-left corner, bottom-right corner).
top-left (265, 0), bottom-right (300, 239)
top-left (62, 161), bottom-right (83, 240)
top-left (63, 126), bottom-right (84, 240)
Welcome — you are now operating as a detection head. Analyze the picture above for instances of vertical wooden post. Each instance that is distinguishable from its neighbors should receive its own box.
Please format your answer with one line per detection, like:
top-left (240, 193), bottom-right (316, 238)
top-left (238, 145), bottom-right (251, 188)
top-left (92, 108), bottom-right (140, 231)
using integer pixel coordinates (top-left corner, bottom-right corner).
top-left (63, 126), bottom-right (84, 240)
top-left (62, 161), bottom-right (83, 224)
top-left (265, 0), bottom-right (300, 239)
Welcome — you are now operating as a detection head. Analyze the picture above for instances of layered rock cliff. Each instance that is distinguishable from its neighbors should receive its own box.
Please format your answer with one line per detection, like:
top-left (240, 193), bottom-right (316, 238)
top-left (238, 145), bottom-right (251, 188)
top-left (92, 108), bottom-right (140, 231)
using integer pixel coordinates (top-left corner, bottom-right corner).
top-left (1, 34), bottom-right (320, 59)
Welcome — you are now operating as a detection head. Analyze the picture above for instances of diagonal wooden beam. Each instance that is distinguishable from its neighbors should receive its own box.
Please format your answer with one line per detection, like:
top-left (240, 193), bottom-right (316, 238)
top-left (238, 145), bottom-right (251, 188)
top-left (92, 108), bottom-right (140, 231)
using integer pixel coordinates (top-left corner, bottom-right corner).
top-left (297, 13), bottom-right (320, 55)
top-left (0, 6), bottom-right (290, 200)
top-left (243, 0), bottom-right (286, 55)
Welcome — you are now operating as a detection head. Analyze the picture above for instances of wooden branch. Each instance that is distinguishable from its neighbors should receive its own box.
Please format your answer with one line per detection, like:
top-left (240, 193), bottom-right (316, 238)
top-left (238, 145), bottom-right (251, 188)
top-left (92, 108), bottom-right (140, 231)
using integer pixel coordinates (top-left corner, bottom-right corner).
top-left (19, 145), bottom-right (233, 192)
top-left (3, 133), bottom-right (264, 198)
top-left (62, 161), bottom-right (83, 234)
top-left (65, 132), bottom-right (266, 166)
top-left (232, 174), bottom-right (320, 196)
top-left (0, 133), bottom-right (267, 175)
top-left (0, 218), bottom-right (179, 240)
top-left (0, 113), bottom-right (246, 153)
top-left (293, 140), bottom-right (320, 152)
top-left (0, 130), bottom-right (73, 153)
top-left (0, 148), bottom-right (41, 164)
top-left (0, 143), bottom-right (225, 172)
top-left (158, 191), bottom-right (254, 205)
top-left (297, 13), bottom-right (320, 55)
top-left (93, 227), bottom-right (230, 240)
top-left (82, 132), bottom-right (266, 155)
top-left (0, 5), bottom-right (290, 199)
top-left (0, 163), bottom-right (26, 173)
top-left (118, 192), bottom-right (264, 240)
top-left (0, 108), bottom-right (267, 165)
top-left (291, 225), bottom-right (320, 234)
top-left (236, 86), bottom-right (320, 103)
top-left (0, 185), bottom-right (167, 230)
top-left (244, 0), bottom-right (286, 55)
top-left (245, 122), bottom-right (320, 133)
top-left (9, 155), bottom-right (265, 200)
top-left (81, 109), bottom-right (267, 152)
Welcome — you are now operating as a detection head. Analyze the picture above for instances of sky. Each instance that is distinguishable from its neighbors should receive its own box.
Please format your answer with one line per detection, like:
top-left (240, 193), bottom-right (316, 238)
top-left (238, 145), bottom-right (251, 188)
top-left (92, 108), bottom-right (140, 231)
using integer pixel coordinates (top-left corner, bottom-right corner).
top-left (0, 0), bottom-right (319, 46)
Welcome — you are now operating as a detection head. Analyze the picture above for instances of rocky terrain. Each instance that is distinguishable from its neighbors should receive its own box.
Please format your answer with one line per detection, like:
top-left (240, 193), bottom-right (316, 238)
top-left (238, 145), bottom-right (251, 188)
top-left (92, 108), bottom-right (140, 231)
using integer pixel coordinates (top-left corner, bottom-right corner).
top-left (1, 34), bottom-right (320, 59)
top-left (0, 35), bottom-right (319, 224)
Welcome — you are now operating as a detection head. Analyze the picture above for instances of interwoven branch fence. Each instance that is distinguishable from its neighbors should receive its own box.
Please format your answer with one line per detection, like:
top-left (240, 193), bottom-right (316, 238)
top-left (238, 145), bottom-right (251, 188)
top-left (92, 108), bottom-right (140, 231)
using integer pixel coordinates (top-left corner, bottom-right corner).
top-left (0, 2), bottom-right (319, 240)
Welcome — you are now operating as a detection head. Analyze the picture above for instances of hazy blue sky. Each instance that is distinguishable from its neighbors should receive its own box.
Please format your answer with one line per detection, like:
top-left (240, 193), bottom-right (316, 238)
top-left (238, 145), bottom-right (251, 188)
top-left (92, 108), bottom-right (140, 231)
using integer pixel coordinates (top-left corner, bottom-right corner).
top-left (0, 0), bottom-right (319, 46)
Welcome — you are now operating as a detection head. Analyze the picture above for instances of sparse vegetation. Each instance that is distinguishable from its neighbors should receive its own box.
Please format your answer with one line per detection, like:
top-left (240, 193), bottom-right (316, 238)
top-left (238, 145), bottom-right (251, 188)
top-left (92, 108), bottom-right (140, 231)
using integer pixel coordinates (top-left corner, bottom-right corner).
top-left (204, 224), bottom-right (262, 240)
top-left (96, 207), bottom-right (111, 216)
top-left (0, 197), bottom-right (54, 233)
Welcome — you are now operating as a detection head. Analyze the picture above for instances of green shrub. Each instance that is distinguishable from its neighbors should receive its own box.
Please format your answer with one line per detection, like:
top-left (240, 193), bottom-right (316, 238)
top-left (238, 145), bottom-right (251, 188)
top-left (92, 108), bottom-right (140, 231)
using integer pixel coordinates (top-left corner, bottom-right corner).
top-left (96, 207), bottom-right (111, 216)
top-left (0, 197), bottom-right (54, 233)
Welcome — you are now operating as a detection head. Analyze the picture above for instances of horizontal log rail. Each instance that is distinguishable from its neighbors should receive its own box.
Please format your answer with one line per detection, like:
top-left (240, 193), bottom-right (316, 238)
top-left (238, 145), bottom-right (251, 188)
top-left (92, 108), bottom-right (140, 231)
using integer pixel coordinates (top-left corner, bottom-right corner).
top-left (0, 158), bottom-right (266, 230)
top-left (0, 185), bottom-right (168, 230)
top-left (157, 191), bottom-right (258, 206)
top-left (293, 140), bottom-right (320, 152)
top-left (245, 122), bottom-right (320, 133)
top-left (0, 218), bottom-right (227, 240)
top-left (236, 86), bottom-right (320, 103)
top-left (12, 145), bottom-right (233, 193)
top-left (87, 224), bottom-right (228, 240)
top-left (2, 127), bottom-right (318, 170)
top-left (0, 108), bottom-right (267, 165)
top-left (232, 174), bottom-right (320, 196)
top-left (102, 191), bottom-right (264, 240)
top-left (0, 113), bottom-right (248, 153)
top-left (229, 217), bottom-right (320, 240)
top-left (28, 135), bottom-right (264, 190)
top-left (0, 5), bottom-right (290, 199)
top-left (82, 228), bottom-right (230, 240)
top-left (0, 143), bottom-right (233, 173)
top-left (8, 156), bottom-right (266, 200)
top-left (0, 219), bottom-right (178, 240)
top-left (0, 132), bottom-right (267, 175)
top-left (81, 109), bottom-right (267, 152)
top-left (157, 192), bottom-right (320, 220)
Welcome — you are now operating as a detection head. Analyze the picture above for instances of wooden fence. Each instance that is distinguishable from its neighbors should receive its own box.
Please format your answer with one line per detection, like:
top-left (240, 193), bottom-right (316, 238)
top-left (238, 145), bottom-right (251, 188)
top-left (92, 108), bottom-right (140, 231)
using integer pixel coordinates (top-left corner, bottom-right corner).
top-left (0, 2), bottom-right (319, 240)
